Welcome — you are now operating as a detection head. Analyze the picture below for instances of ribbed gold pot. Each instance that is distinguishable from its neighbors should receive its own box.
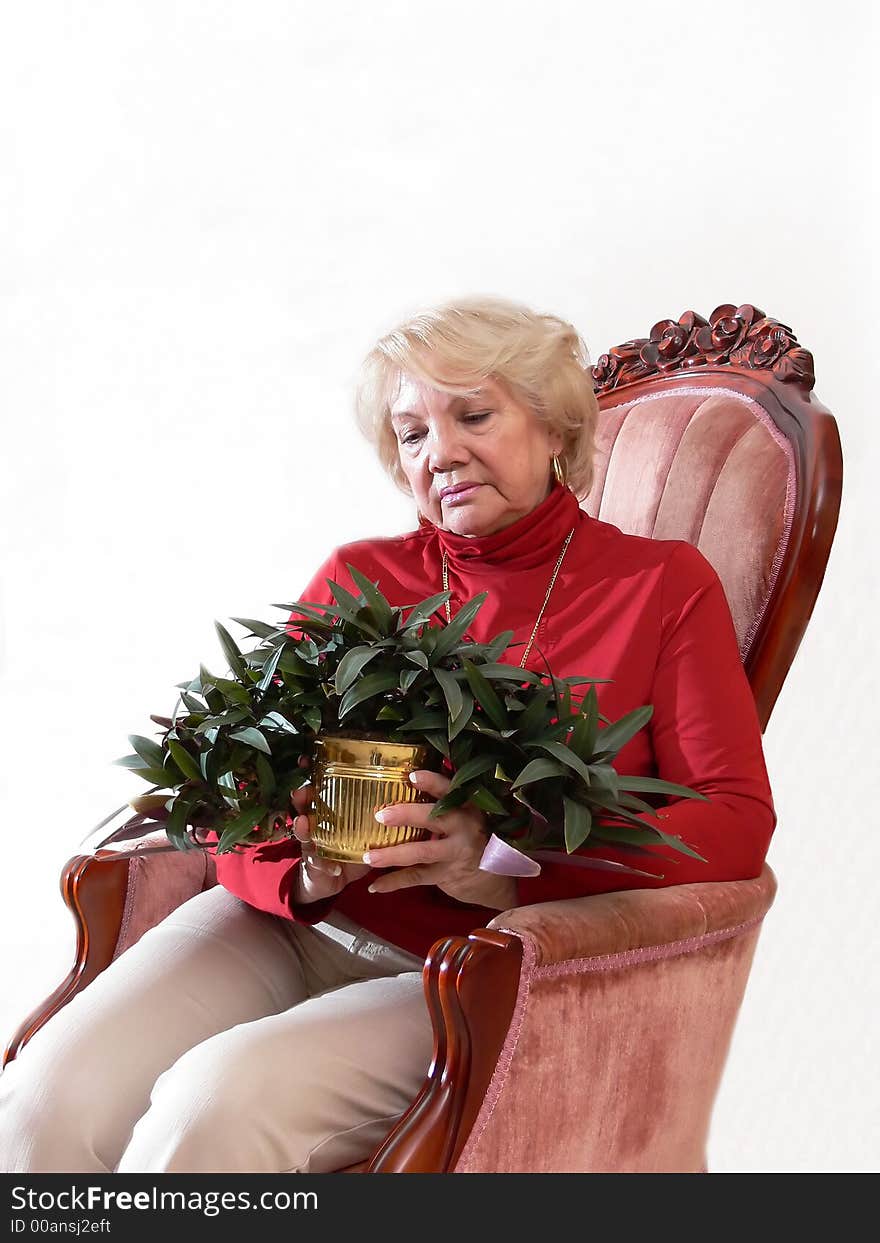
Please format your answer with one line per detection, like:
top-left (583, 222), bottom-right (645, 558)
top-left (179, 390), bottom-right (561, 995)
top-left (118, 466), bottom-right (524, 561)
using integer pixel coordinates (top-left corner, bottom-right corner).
top-left (311, 733), bottom-right (441, 862)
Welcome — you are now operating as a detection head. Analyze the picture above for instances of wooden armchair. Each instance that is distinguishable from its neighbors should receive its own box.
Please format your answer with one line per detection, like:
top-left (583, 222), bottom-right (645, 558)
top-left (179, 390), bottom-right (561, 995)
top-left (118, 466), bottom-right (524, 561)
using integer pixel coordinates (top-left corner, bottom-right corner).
top-left (4, 304), bottom-right (842, 1172)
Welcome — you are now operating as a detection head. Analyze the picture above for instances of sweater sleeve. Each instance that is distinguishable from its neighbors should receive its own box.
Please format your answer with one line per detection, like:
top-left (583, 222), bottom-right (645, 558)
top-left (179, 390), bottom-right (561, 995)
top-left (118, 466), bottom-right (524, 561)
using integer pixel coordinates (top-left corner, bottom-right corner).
top-left (207, 550), bottom-right (342, 926)
top-left (514, 541), bottom-right (777, 908)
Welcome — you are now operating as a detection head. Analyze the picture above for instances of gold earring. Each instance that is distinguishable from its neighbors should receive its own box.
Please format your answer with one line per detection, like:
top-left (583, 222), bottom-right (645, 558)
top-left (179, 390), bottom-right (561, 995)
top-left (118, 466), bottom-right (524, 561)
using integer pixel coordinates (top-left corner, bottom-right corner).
top-left (551, 453), bottom-right (567, 486)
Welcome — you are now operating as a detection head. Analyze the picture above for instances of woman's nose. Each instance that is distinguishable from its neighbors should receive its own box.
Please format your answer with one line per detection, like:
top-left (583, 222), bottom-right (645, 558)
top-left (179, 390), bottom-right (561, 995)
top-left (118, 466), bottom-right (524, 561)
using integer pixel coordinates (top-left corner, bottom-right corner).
top-left (427, 421), bottom-right (469, 472)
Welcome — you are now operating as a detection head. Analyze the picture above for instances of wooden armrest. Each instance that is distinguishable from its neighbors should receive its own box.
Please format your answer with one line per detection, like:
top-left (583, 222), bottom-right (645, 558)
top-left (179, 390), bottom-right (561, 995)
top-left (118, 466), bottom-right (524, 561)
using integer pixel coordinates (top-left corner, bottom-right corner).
top-left (3, 831), bottom-right (216, 1068)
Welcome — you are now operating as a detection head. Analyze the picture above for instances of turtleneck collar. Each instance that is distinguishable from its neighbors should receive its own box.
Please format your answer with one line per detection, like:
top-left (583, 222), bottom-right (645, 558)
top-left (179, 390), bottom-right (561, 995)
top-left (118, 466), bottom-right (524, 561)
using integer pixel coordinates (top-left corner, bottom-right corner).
top-left (430, 482), bottom-right (582, 573)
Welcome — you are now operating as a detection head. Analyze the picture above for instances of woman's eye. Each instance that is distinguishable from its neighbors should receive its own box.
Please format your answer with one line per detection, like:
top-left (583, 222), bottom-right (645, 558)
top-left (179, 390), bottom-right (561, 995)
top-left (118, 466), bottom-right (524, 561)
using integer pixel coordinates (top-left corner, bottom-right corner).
top-left (400, 431), bottom-right (424, 446)
top-left (462, 411), bottom-right (491, 425)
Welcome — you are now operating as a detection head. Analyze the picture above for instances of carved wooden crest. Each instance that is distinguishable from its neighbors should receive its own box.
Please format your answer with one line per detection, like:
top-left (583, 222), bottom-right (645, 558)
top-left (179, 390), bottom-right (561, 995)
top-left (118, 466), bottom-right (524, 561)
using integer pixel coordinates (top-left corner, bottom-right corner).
top-left (592, 304), bottom-right (815, 394)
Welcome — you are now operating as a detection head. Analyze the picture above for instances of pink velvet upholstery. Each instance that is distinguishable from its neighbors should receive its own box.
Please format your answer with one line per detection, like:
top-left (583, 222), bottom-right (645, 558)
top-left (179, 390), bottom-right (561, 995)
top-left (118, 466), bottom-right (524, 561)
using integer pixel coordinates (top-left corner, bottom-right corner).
top-left (585, 387), bottom-right (796, 657)
top-left (450, 868), bottom-right (776, 1173)
top-left (111, 837), bottom-right (217, 960)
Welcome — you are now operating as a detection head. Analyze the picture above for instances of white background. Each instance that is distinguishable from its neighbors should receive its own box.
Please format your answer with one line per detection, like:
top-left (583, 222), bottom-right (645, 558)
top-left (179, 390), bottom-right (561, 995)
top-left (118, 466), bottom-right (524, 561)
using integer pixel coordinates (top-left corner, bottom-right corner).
top-left (1, 1), bottom-right (877, 1173)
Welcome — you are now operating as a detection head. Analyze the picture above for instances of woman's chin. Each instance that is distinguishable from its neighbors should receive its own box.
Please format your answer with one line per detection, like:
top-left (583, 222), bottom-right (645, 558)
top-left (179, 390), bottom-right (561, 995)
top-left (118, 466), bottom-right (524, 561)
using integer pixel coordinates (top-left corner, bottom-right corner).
top-left (443, 509), bottom-right (499, 538)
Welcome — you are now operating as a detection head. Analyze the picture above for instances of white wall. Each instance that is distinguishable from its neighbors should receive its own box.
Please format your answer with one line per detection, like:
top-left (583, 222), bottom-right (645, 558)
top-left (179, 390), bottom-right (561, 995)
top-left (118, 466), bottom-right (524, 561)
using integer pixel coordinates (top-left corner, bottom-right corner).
top-left (1, 0), bottom-right (876, 1173)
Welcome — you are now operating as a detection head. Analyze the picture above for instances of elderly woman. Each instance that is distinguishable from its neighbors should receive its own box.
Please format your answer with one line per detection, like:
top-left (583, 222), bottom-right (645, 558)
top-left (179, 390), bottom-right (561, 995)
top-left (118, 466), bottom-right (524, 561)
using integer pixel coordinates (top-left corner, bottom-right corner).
top-left (0, 296), bottom-right (775, 1173)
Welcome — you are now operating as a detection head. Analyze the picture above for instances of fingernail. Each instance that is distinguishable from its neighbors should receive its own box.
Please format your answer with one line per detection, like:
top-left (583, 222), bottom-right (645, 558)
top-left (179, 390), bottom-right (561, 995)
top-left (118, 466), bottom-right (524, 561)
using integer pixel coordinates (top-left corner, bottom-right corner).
top-left (362, 852), bottom-right (372, 864)
top-left (408, 772), bottom-right (419, 784)
top-left (331, 864), bottom-right (341, 876)
top-left (367, 884), bottom-right (376, 893)
top-left (374, 809), bottom-right (387, 823)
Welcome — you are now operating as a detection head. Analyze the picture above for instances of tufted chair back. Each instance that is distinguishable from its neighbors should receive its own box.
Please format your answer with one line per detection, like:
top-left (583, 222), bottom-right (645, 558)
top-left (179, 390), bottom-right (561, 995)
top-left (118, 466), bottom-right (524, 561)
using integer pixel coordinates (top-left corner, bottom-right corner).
top-left (585, 305), bottom-right (841, 729)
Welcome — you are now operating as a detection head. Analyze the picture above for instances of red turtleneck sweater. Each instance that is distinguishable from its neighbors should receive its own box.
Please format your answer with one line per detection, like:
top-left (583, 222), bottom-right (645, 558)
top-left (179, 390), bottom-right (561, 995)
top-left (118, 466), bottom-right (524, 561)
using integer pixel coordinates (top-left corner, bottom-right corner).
top-left (210, 484), bottom-right (776, 959)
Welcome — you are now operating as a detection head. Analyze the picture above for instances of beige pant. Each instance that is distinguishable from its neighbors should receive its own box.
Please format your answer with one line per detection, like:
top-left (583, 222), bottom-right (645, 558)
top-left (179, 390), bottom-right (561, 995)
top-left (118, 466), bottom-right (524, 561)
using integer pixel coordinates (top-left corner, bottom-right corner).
top-left (0, 886), bottom-right (433, 1173)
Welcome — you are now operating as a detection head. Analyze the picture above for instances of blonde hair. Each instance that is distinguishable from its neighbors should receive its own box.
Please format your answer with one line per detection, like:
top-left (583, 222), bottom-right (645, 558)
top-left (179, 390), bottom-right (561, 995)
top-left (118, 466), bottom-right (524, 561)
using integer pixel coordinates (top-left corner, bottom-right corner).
top-left (354, 295), bottom-right (598, 500)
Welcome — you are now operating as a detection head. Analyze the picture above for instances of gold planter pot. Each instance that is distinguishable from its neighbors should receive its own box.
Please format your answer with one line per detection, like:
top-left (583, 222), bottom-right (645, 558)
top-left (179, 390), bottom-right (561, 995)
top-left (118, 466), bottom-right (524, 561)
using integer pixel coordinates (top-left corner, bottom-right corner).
top-left (311, 733), bottom-right (440, 862)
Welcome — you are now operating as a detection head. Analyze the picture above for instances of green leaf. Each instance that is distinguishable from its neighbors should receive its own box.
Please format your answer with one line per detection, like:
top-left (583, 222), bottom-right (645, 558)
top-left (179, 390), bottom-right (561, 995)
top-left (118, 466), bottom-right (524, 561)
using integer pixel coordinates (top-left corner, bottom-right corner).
top-left (448, 693), bottom-right (474, 741)
top-left (529, 740), bottom-right (593, 788)
top-left (211, 677), bottom-right (252, 707)
top-left (462, 660), bottom-right (508, 730)
top-left (229, 727), bottom-right (272, 755)
top-left (591, 822), bottom-right (707, 862)
top-left (256, 644), bottom-right (284, 692)
top-left (338, 671), bottom-right (401, 718)
top-left (571, 685), bottom-right (599, 758)
top-left (179, 691), bottom-right (208, 715)
top-left (276, 650), bottom-right (312, 678)
top-left (399, 668), bottom-right (421, 694)
top-left (217, 770), bottom-right (239, 809)
top-left (230, 616), bottom-right (277, 639)
top-left (376, 703), bottom-right (406, 722)
top-left (481, 630), bottom-right (516, 663)
top-left (260, 711), bottom-right (299, 734)
top-left (346, 564), bottom-right (394, 633)
top-left (448, 753), bottom-right (497, 791)
top-left (216, 804), bottom-right (269, 854)
top-left (327, 578), bottom-right (367, 615)
top-left (515, 687), bottom-right (554, 739)
top-left (255, 753), bottom-right (276, 802)
top-left (335, 645), bottom-right (382, 695)
top-left (563, 796), bottom-right (592, 851)
top-left (617, 776), bottom-right (708, 801)
top-left (281, 600), bottom-right (335, 623)
top-left (531, 717), bottom-right (580, 744)
top-left (113, 753), bottom-right (148, 770)
top-left (467, 784), bottom-right (510, 816)
top-left (616, 792), bottom-right (660, 816)
top-left (215, 622), bottom-right (248, 679)
top-left (596, 706), bottom-right (654, 755)
top-left (581, 793), bottom-right (677, 838)
top-left (422, 731), bottom-right (450, 759)
top-left (588, 763), bottom-right (620, 798)
top-left (511, 757), bottom-right (567, 787)
top-left (128, 734), bottom-right (164, 768)
top-left (129, 765), bottom-right (176, 787)
top-left (167, 740), bottom-right (202, 782)
top-left (466, 662), bottom-right (539, 685)
top-left (325, 581), bottom-right (382, 638)
top-left (404, 650), bottom-right (429, 670)
top-left (165, 791), bottom-right (200, 852)
top-left (431, 593), bottom-right (488, 662)
top-left (194, 709), bottom-right (250, 734)
top-left (400, 592), bottom-right (451, 630)
top-left (434, 668), bottom-right (464, 723)
top-left (431, 787), bottom-right (472, 816)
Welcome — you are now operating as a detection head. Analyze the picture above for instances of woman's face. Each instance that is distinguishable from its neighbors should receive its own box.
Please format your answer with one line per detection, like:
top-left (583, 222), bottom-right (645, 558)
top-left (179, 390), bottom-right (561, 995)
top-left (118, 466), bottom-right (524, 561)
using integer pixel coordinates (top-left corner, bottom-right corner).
top-left (389, 374), bottom-right (562, 537)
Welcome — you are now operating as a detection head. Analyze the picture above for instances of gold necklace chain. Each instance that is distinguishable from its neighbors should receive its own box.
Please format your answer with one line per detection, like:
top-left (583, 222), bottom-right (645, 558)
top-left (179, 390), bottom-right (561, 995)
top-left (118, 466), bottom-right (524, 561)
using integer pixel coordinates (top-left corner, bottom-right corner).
top-left (442, 527), bottom-right (576, 669)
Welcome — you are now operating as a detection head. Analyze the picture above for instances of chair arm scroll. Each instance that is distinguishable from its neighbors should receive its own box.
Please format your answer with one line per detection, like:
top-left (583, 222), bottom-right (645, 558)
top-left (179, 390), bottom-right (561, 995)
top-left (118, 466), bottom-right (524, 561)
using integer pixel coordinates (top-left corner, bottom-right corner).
top-left (3, 831), bottom-right (217, 1067)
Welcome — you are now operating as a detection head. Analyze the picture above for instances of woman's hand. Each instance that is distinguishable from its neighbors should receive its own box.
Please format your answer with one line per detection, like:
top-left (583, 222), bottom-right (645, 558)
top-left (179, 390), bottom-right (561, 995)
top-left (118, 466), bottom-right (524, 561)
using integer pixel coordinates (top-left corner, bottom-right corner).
top-left (362, 770), bottom-right (518, 912)
top-left (289, 758), bottom-right (372, 904)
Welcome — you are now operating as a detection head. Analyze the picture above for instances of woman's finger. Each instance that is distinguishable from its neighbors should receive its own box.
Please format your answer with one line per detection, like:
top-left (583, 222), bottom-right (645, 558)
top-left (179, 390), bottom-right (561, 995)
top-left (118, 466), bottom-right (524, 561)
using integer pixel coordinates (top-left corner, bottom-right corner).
top-left (302, 848), bottom-right (341, 878)
top-left (407, 769), bottom-right (452, 798)
top-left (292, 812), bottom-right (314, 842)
top-left (291, 783), bottom-right (314, 815)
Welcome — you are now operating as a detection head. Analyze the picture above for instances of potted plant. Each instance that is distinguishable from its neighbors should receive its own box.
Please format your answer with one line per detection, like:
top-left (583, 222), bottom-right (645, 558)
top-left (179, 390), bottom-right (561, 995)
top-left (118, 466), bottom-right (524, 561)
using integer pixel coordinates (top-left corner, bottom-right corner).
top-left (110, 566), bottom-right (707, 876)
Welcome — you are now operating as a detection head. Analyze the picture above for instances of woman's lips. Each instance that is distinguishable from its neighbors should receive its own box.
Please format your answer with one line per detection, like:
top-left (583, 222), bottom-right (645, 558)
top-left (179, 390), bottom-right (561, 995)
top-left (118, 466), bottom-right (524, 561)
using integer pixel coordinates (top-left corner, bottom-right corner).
top-left (441, 484), bottom-right (482, 505)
